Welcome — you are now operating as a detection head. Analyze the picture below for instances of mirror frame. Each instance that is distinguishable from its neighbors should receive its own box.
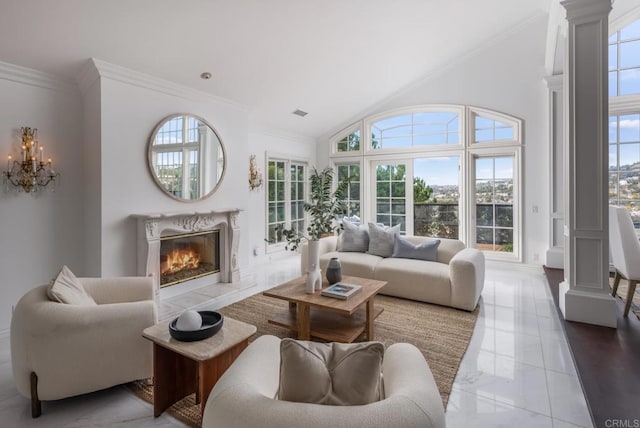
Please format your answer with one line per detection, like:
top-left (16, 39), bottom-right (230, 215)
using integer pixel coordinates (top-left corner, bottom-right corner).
top-left (147, 113), bottom-right (227, 202)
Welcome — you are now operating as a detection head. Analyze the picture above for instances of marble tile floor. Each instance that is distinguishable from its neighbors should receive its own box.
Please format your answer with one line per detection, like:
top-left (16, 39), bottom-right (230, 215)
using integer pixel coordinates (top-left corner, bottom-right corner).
top-left (0, 256), bottom-right (592, 427)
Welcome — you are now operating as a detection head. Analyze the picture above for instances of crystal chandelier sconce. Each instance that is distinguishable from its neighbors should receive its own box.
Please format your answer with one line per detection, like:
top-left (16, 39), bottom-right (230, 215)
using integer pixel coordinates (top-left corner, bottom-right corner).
top-left (248, 154), bottom-right (263, 191)
top-left (3, 127), bottom-right (60, 193)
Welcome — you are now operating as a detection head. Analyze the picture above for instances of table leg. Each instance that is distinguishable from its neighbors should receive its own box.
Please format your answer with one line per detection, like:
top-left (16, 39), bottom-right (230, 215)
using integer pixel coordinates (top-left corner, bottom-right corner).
top-left (366, 299), bottom-right (375, 340)
top-left (152, 343), bottom-right (197, 417)
top-left (198, 339), bottom-right (249, 417)
top-left (296, 303), bottom-right (311, 340)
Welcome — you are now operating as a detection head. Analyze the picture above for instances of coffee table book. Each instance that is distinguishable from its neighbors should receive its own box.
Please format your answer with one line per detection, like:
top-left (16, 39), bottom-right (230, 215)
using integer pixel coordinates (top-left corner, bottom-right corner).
top-left (321, 283), bottom-right (362, 299)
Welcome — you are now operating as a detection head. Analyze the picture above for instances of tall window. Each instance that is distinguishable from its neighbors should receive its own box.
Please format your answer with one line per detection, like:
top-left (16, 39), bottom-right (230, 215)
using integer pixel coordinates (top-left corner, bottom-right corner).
top-left (609, 19), bottom-right (640, 97)
top-left (266, 158), bottom-right (307, 248)
top-left (330, 105), bottom-right (521, 260)
top-left (609, 18), bottom-right (640, 227)
top-left (374, 162), bottom-right (408, 233)
top-left (474, 156), bottom-right (514, 252)
top-left (336, 162), bottom-right (361, 218)
top-left (609, 114), bottom-right (640, 225)
top-left (413, 156), bottom-right (460, 239)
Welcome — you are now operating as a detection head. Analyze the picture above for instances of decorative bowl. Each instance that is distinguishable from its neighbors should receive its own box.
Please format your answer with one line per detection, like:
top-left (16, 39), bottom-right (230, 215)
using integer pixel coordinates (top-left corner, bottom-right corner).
top-left (169, 310), bottom-right (224, 342)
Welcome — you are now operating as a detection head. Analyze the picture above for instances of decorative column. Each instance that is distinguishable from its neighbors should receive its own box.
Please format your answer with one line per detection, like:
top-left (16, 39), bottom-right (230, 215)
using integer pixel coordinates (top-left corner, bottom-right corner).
top-left (559, 0), bottom-right (617, 327)
top-left (545, 74), bottom-right (565, 269)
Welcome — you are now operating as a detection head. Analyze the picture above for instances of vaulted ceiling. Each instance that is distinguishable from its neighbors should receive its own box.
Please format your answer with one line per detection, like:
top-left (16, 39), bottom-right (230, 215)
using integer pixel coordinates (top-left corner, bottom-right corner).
top-left (0, 0), bottom-right (551, 138)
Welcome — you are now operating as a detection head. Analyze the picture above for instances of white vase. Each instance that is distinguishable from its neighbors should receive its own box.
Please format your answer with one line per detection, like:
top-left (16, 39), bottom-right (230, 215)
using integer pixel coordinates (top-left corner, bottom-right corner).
top-left (306, 239), bottom-right (322, 293)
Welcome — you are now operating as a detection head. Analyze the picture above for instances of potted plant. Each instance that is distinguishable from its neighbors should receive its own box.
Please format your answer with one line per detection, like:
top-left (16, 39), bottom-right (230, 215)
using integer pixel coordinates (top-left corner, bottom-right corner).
top-left (280, 166), bottom-right (350, 293)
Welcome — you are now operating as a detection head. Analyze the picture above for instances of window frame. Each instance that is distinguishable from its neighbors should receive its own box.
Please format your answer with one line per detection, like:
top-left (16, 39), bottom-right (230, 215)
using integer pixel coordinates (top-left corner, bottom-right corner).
top-left (363, 105), bottom-right (465, 155)
top-left (609, 15), bottom-right (640, 229)
top-left (264, 153), bottom-right (309, 253)
top-left (468, 107), bottom-right (522, 149)
top-left (328, 104), bottom-right (523, 261)
top-left (467, 146), bottom-right (522, 261)
top-left (330, 123), bottom-right (363, 157)
top-left (331, 157), bottom-right (364, 221)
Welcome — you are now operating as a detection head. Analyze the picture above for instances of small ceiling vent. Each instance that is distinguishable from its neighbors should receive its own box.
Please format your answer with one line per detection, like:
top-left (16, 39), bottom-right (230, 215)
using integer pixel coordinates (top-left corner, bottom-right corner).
top-left (292, 109), bottom-right (308, 117)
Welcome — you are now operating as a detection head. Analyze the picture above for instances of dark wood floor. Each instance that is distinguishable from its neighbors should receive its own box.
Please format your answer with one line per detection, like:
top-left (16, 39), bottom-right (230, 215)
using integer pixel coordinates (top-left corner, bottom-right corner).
top-left (543, 267), bottom-right (640, 426)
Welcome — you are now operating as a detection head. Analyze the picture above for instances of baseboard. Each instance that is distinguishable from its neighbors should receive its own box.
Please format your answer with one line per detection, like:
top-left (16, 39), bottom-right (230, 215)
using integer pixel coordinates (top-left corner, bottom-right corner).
top-left (487, 260), bottom-right (544, 274)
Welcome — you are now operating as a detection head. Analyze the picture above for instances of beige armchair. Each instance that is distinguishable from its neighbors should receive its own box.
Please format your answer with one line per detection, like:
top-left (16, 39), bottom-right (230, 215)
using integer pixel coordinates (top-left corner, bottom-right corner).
top-left (10, 276), bottom-right (157, 417)
top-left (203, 335), bottom-right (445, 428)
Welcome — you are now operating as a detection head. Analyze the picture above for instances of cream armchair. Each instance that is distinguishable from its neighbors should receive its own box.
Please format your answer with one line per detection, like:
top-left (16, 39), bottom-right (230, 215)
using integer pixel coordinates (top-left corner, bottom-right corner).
top-left (10, 276), bottom-right (157, 417)
top-left (203, 335), bottom-right (446, 428)
top-left (609, 205), bottom-right (640, 317)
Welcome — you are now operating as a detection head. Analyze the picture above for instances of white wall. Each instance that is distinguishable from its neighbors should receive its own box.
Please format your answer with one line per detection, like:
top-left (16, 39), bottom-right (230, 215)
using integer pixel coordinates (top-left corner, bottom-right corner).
top-left (0, 62), bottom-right (85, 333)
top-left (90, 63), bottom-right (251, 278)
top-left (247, 130), bottom-right (317, 264)
top-left (318, 13), bottom-right (549, 265)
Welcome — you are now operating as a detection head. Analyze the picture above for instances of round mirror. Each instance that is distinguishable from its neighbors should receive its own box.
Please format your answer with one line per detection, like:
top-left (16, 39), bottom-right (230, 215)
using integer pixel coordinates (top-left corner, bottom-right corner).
top-left (148, 114), bottom-right (226, 201)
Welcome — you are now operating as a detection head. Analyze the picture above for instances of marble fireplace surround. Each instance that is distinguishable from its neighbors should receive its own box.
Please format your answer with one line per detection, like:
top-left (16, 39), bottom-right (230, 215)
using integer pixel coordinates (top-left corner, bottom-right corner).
top-left (133, 209), bottom-right (242, 298)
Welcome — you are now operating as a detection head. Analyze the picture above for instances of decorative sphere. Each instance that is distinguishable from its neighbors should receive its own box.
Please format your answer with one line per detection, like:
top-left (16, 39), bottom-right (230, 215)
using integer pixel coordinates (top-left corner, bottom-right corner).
top-left (176, 310), bottom-right (202, 331)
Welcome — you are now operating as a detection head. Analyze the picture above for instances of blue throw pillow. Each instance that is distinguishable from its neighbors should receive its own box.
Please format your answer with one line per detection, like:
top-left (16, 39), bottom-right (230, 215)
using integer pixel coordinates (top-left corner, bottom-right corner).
top-left (391, 235), bottom-right (440, 261)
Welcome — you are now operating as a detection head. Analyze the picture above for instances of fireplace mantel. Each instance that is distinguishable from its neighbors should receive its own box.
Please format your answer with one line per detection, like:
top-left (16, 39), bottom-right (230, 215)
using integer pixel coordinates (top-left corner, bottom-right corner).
top-left (132, 209), bottom-right (242, 296)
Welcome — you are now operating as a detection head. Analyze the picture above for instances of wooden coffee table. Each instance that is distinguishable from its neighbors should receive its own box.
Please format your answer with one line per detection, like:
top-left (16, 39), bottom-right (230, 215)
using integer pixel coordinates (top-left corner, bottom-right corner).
top-left (142, 316), bottom-right (256, 417)
top-left (263, 275), bottom-right (386, 343)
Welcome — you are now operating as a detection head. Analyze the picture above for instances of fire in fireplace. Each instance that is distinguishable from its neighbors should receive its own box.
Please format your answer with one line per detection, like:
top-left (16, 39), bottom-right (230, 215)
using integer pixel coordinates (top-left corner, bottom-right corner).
top-left (159, 230), bottom-right (220, 287)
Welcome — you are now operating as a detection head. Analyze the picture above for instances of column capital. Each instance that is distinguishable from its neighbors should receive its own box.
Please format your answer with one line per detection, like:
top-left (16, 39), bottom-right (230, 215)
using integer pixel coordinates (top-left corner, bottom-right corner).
top-left (544, 74), bottom-right (564, 91)
top-left (561, 0), bottom-right (612, 22)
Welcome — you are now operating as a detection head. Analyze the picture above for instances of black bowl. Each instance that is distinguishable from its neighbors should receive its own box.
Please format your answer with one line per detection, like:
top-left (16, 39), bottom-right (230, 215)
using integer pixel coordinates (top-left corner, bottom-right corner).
top-left (169, 311), bottom-right (224, 342)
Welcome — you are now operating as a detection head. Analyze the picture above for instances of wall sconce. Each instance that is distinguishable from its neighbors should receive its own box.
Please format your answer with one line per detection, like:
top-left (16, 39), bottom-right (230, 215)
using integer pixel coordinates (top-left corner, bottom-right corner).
top-left (3, 127), bottom-right (60, 194)
top-left (249, 154), bottom-right (263, 191)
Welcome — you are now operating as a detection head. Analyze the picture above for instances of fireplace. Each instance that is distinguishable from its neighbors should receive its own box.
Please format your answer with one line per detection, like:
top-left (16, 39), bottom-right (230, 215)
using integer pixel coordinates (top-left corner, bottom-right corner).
top-left (160, 230), bottom-right (220, 288)
top-left (133, 209), bottom-right (242, 298)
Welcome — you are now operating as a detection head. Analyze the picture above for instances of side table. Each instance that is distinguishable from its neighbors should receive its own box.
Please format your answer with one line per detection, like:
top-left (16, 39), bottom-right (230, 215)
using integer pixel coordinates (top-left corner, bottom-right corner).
top-left (142, 316), bottom-right (256, 417)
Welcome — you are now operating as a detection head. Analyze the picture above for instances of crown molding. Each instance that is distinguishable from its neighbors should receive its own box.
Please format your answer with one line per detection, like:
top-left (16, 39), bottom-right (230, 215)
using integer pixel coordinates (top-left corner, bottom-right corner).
top-left (561, 0), bottom-right (612, 22)
top-left (84, 58), bottom-right (247, 111)
top-left (75, 58), bottom-right (100, 95)
top-left (0, 60), bottom-right (76, 92)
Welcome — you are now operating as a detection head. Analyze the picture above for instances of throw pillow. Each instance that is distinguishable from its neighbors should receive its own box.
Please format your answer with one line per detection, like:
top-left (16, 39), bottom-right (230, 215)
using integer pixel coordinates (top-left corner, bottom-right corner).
top-left (47, 265), bottom-right (97, 305)
top-left (340, 219), bottom-right (369, 252)
top-left (392, 234), bottom-right (440, 261)
top-left (278, 338), bottom-right (384, 406)
top-left (367, 223), bottom-right (400, 257)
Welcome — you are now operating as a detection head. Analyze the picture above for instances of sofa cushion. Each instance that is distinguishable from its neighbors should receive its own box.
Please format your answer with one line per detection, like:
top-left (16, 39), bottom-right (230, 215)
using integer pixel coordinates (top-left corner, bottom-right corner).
top-left (339, 220), bottom-right (369, 252)
top-left (374, 258), bottom-right (452, 306)
top-left (392, 234), bottom-right (440, 261)
top-left (320, 251), bottom-right (382, 279)
top-left (278, 338), bottom-right (384, 405)
top-left (367, 223), bottom-right (400, 257)
top-left (401, 236), bottom-right (465, 264)
top-left (47, 265), bottom-right (97, 306)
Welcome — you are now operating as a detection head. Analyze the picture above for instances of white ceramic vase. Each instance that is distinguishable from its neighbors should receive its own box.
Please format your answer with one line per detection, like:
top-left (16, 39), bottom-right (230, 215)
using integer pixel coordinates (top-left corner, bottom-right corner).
top-left (306, 239), bottom-right (322, 294)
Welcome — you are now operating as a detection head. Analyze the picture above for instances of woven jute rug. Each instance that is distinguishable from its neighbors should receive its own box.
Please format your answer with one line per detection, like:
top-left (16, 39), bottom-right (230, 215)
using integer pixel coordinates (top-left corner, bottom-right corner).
top-left (609, 276), bottom-right (640, 320)
top-left (130, 293), bottom-right (479, 427)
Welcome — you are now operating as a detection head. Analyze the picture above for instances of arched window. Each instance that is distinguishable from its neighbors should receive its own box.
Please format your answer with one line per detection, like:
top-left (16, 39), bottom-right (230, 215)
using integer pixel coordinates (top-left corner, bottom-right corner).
top-left (329, 105), bottom-right (522, 261)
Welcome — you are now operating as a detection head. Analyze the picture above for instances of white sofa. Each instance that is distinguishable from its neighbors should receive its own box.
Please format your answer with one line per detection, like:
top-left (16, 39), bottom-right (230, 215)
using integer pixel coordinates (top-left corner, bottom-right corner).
top-left (202, 335), bottom-right (445, 428)
top-left (302, 236), bottom-right (484, 311)
top-left (10, 276), bottom-right (157, 417)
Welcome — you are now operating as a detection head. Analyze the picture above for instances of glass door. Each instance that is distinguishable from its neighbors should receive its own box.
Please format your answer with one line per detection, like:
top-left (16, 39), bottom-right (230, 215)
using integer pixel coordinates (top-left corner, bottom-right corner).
top-left (371, 160), bottom-right (412, 234)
